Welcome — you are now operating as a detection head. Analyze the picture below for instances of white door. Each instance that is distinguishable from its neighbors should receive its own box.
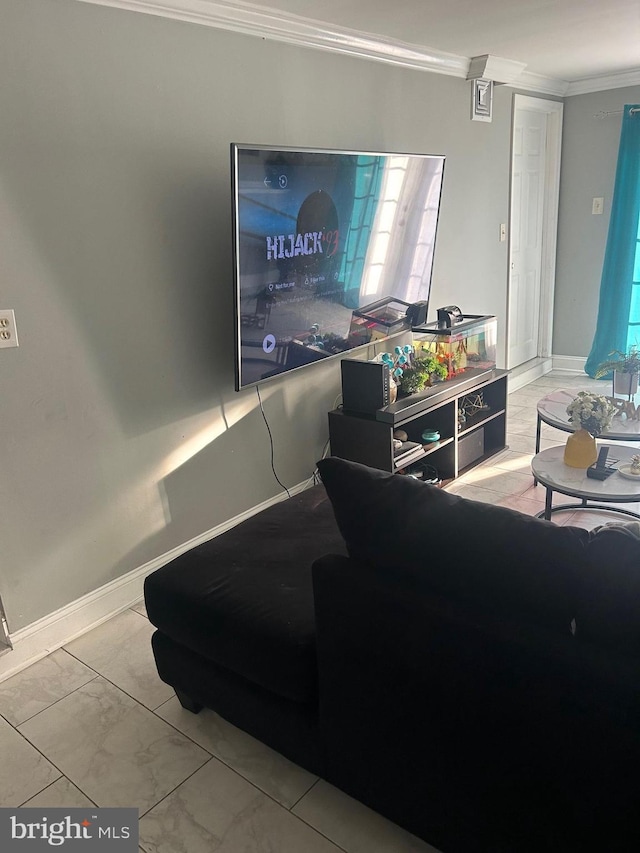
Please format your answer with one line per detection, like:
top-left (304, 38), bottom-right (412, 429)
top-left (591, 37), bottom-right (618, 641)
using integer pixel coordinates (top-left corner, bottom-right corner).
top-left (508, 96), bottom-right (563, 370)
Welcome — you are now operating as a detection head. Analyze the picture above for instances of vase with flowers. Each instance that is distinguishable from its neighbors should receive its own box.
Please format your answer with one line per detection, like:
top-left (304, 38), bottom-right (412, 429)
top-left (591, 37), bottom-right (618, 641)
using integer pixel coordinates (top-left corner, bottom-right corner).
top-left (564, 391), bottom-right (615, 468)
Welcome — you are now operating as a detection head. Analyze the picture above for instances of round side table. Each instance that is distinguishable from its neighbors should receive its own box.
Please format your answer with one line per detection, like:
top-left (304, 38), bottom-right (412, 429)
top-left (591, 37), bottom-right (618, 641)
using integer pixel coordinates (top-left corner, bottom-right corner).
top-left (530, 445), bottom-right (640, 521)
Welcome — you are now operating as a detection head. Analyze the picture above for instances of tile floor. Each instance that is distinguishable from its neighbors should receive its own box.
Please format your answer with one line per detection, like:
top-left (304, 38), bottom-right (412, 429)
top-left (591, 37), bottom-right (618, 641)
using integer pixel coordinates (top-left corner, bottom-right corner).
top-left (0, 371), bottom-right (635, 852)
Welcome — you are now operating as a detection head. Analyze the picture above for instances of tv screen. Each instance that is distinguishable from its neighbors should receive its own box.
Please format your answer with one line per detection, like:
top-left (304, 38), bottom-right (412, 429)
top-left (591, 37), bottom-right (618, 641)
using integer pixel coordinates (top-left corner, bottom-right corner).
top-left (232, 144), bottom-right (445, 390)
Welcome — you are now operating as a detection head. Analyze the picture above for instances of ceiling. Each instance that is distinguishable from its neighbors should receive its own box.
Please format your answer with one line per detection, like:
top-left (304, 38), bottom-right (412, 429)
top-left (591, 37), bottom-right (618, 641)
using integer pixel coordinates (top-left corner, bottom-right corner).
top-left (80, 0), bottom-right (640, 93)
top-left (265, 0), bottom-right (640, 84)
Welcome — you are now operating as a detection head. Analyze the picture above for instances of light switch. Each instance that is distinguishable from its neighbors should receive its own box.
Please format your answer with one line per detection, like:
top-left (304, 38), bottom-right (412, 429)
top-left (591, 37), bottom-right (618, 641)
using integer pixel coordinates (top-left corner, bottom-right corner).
top-left (592, 197), bottom-right (604, 215)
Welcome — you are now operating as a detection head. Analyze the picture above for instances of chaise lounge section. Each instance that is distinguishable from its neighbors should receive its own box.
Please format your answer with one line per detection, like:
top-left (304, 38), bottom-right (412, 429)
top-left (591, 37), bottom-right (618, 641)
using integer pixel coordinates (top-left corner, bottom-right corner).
top-left (145, 484), bottom-right (345, 776)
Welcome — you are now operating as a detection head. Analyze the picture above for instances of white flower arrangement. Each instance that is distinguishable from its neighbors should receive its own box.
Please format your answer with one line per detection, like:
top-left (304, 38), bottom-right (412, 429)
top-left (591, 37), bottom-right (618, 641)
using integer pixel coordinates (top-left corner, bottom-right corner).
top-left (566, 391), bottom-right (615, 436)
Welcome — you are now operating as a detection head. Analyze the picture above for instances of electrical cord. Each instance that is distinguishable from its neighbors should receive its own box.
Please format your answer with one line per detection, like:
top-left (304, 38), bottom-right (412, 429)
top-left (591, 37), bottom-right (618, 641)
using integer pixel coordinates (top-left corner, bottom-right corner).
top-left (256, 386), bottom-right (291, 499)
top-left (308, 438), bottom-right (331, 486)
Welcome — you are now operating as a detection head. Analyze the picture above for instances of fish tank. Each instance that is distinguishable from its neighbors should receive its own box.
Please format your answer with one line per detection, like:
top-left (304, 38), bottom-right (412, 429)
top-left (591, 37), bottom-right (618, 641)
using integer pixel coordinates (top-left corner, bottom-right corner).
top-left (412, 315), bottom-right (497, 381)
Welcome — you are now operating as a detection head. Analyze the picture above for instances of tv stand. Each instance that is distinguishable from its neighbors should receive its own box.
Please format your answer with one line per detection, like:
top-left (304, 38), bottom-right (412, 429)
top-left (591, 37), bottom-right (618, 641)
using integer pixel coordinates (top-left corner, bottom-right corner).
top-left (328, 369), bottom-right (508, 481)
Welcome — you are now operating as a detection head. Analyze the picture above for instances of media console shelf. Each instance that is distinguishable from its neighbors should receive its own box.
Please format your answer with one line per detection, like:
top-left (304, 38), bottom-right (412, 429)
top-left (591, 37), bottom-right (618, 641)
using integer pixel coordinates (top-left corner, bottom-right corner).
top-left (328, 369), bottom-right (508, 481)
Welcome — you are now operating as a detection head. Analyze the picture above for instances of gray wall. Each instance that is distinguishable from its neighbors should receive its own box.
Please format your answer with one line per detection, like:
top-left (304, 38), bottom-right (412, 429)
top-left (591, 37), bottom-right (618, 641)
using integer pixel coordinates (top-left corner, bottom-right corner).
top-left (554, 85), bottom-right (640, 357)
top-left (1, 0), bottom-right (514, 630)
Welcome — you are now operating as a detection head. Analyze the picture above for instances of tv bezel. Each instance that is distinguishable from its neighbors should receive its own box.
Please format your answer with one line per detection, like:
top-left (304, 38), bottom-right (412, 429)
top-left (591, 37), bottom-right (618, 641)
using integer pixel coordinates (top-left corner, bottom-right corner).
top-left (231, 142), bottom-right (446, 392)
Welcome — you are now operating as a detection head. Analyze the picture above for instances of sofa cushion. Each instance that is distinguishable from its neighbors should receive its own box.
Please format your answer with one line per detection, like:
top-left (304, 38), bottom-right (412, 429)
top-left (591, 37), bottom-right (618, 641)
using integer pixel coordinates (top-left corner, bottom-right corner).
top-left (145, 485), bottom-right (345, 704)
top-left (318, 457), bottom-right (589, 632)
top-left (577, 523), bottom-right (640, 656)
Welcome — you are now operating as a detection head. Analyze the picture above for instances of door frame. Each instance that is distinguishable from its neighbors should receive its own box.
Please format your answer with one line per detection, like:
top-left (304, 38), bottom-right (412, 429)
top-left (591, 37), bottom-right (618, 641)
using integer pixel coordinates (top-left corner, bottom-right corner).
top-left (507, 95), bottom-right (564, 368)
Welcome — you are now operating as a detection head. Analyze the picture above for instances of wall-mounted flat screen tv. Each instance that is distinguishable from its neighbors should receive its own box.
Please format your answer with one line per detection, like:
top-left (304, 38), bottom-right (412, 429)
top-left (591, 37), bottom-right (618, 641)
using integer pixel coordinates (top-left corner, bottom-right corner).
top-left (232, 144), bottom-right (445, 390)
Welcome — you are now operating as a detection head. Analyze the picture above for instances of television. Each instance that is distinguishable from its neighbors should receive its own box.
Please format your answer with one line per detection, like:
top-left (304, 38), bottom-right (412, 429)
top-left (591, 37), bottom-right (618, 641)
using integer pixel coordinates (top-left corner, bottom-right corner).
top-left (232, 144), bottom-right (445, 390)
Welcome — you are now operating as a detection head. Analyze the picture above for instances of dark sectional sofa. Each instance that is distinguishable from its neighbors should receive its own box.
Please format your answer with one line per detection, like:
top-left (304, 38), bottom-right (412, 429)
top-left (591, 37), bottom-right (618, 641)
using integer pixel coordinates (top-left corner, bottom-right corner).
top-left (145, 457), bottom-right (640, 853)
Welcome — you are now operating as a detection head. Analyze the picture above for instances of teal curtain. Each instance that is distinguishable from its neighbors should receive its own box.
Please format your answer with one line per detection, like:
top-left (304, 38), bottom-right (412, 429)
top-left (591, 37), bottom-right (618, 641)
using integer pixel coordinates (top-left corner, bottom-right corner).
top-left (585, 105), bottom-right (640, 377)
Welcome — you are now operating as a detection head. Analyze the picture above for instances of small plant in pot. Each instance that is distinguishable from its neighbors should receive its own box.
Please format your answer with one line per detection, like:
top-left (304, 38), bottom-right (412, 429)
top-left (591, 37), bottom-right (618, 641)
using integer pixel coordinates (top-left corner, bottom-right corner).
top-left (594, 346), bottom-right (640, 396)
top-left (398, 356), bottom-right (447, 396)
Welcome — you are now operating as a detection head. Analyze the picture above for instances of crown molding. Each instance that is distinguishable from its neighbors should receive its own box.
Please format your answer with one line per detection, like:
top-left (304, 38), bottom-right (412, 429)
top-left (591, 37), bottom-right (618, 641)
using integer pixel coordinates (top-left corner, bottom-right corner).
top-left (507, 70), bottom-right (569, 97)
top-left (467, 54), bottom-right (527, 85)
top-left (81, 0), bottom-right (636, 98)
top-left (565, 68), bottom-right (640, 96)
top-left (75, 0), bottom-right (467, 76)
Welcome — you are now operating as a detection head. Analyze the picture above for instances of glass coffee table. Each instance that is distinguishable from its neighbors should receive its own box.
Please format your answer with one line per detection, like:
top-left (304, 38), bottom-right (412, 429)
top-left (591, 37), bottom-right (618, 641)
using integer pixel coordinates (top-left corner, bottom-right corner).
top-left (530, 445), bottom-right (640, 521)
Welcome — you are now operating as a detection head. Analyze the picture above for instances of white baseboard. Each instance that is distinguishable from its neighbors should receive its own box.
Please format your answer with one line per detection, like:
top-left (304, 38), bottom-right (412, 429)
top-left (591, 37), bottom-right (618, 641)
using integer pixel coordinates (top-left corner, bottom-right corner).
top-left (552, 354), bottom-right (587, 373)
top-left (507, 357), bottom-right (553, 393)
top-left (507, 355), bottom-right (588, 394)
top-left (0, 480), bottom-right (311, 683)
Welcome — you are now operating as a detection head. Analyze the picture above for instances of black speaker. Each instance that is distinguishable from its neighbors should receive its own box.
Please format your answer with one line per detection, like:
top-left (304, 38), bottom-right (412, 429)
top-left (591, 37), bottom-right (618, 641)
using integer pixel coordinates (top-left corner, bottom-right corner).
top-left (341, 360), bottom-right (391, 414)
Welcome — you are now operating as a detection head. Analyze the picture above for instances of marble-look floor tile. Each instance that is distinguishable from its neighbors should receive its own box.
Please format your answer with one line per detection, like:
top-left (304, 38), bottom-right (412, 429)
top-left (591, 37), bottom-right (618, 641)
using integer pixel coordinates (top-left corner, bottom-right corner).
top-left (156, 696), bottom-right (317, 808)
top-left (22, 776), bottom-right (96, 808)
top-left (0, 716), bottom-right (60, 807)
top-left (293, 779), bottom-right (440, 853)
top-left (497, 494), bottom-right (546, 517)
top-left (553, 511), bottom-right (584, 526)
top-left (456, 468), bottom-right (533, 496)
top-left (508, 406), bottom-right (539, 421)
top-left (0, 648), bottom-right (96, 726)
top-left (541, 423), bottom-right (563, 439)
top-left (506, 433), bottom-right (558, 453)
top-left (504, 433), bottom-right (536, 453)
top-left (131, 600), bottom-right (148, 618)
top-left (507, 409), bottom-right (537, 435)
top-left (509, 392), bottom-right (543, 408)
top-left (139, 759), bottom-right (341, 853)
top-left (18, 677), bottom-right (210, 815)
top-left (506, 405), bottom-right (528, 419)
top-left (520, 483), bottom-right (548, 501)
top-left (528, 377), bottom-right (568, 389)
top-left (505, 419), bottom-right (538, 437)
top-left (64, 609), bottom-right (173, 710)
top-left (512, 383), bottom-right (553, 398)
top-left (492, 449), bottom-right (534, 475)
top-left (443, 483), bottom-right (498, 503)
top-left (540, 436), bottom-right (563, 450)
top-left (488, 447), bottom-right (517, 464)
top-left (508, 395), bottom-right (540, 411)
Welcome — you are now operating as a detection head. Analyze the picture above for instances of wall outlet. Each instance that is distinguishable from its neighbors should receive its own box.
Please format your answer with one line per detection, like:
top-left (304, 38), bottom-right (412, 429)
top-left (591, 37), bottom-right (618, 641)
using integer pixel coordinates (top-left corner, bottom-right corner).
top-left (0, 309), bottom-right (19, 348)
top-left (592, 197), bottom-right (604, 215)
